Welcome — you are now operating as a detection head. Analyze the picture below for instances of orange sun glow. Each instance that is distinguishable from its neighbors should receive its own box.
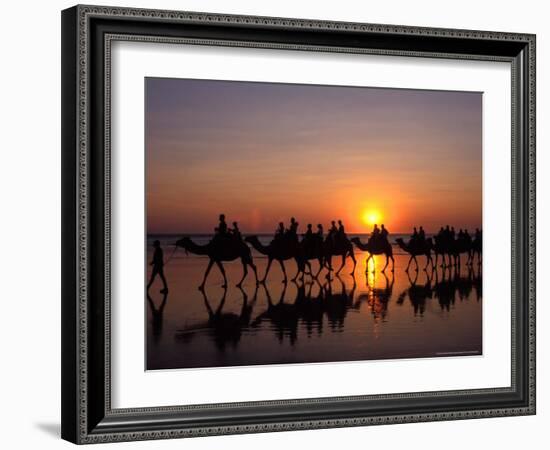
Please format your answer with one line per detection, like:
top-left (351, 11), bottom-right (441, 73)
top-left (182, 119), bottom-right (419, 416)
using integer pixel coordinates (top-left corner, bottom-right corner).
top-left (361, 209), bottom-right (382, 227)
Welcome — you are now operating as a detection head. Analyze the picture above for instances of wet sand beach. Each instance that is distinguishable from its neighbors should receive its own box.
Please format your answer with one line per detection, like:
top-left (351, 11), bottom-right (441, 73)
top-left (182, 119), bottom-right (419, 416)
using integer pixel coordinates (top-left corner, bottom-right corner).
top-left (146, 235), bottom-right (482, 370)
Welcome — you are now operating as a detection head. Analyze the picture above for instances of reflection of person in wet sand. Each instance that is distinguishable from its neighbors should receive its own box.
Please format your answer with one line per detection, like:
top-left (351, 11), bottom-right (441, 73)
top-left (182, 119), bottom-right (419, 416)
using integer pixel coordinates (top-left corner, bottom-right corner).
top-left (147, 240), bottom-right (168, 293)
top-left (147, 290), bottom-right (168, 341)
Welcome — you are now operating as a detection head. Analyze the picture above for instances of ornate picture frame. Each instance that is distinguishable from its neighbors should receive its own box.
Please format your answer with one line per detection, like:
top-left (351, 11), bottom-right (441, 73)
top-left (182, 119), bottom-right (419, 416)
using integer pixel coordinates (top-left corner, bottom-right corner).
top-left (61, 5), bottom-right (535, 444)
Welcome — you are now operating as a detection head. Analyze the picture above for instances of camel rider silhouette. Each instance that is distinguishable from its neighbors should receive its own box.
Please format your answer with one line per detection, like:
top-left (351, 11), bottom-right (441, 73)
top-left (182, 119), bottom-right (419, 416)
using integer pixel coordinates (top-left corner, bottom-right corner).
top-left (288, 217), bottom-right (299, 242)
top-left (464, 229), bottom-right (472, 244)
top-left (380, 224), bottom-right (389, 244)
top-left (316, 224), bottom-right (324, 241)
top-left (410, 227), bottom-right (419, 248)
top-left (418, 226), bottom-right (426, 243)
top-left (216, 214), bottom-right (228, 236)
top-left (444, 225), bottom-right (451, 244)
top-left (302, 224), bottom-right (314, 251)
top-left (231, 221), bottom-right (242, 241)
top-left (147, 240), bottom-right (168, 294)
top-left (328, 220), bottom-right (338, 244)
top-left (475, 228), bottom-right (482, 243)
top-left (370, 224), bottom-right (380, 245)
top-left (275, 222), bottom-right (285, 241)
top-left (337, 220), bottom-right (346, 240)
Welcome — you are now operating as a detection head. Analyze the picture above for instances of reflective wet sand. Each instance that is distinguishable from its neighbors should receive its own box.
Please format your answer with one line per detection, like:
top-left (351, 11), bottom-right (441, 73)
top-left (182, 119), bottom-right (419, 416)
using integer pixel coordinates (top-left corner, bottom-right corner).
top-left (146, 238), bottom-right (482, 370)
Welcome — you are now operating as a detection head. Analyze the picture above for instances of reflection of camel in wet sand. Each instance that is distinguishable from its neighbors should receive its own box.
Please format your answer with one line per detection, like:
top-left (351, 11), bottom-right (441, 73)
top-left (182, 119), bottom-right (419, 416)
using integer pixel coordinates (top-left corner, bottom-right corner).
top-left (176, 286), bottom-right (258, 351)
top-left (176, 236), bottom-right (258, 290)
top-left (251, 276), bottom-right (356, 344)
top-left (252, 282), bottom-right (301, 344)
top-left (350, 237), bottom-right (395, 273)
top-left (322, 276), bottom-right (356, 331)
top-left (397, 270), bottom-right (433, 316)
top-left (395, 238), bottom-right (434, 272)
top-left (353, 272), bottom-right (394, 320)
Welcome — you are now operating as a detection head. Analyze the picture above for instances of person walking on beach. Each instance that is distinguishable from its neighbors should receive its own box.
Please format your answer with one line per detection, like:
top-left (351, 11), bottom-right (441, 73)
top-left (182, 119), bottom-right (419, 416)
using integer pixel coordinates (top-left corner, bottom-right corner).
top-left (147, 240), bottom-right (168, 294)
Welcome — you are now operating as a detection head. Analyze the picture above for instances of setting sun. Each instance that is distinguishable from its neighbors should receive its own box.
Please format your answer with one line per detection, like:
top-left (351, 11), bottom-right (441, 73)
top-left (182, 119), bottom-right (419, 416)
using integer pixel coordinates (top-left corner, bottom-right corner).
top-left (361, 209), bottom-right (382, 227)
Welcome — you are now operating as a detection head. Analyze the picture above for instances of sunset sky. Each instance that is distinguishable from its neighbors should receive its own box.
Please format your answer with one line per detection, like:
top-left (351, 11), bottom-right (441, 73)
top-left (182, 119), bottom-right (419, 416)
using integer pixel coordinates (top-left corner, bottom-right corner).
top-left (146, 78), bottom-right (482, 234)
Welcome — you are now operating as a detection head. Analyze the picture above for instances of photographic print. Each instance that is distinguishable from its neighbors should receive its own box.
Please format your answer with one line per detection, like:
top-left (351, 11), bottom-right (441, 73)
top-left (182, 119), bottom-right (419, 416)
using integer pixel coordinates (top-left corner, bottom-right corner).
top-left (145, 78), bottom-right (483, 370)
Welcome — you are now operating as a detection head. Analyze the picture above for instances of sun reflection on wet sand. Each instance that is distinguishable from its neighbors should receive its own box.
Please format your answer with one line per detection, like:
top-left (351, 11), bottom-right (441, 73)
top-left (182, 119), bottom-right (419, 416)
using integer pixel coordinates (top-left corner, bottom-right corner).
top-left (146, 239), bottom-right (482, 370)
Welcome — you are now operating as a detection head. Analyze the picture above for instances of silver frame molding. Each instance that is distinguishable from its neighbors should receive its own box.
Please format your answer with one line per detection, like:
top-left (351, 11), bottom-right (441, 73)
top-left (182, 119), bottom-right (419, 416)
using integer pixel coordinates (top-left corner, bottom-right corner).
top-left (61, 4), bottom-right (536, 444)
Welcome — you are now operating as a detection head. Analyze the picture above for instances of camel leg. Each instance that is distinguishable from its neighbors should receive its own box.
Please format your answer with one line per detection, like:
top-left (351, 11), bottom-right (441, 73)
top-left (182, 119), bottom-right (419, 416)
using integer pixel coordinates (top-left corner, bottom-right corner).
top-left (391, 255), bottom-right (395, 272)
top-left (336, 254), bottom-right (346, 275)
top-left (199, 259), bottom-right (215, 290)
top-left (349, 250), bottom-right (357, 275)
top-left (292, 262), bottom-right (300, 282)
top-left (325, 256), bottom-right (333, 279)
top-left (413, 256), bottom-right (419, 272)
top-left (424, 254), bottom-right (432, 271)
top-left (303, 260), bottom-right (312, 276)
top-left (278, 259), bottom-right (288, 283)
top-left (405, 256), bottom-right (413, 272)
top-left (261, 258), bottom-right (273, 283)
top-left (249, 261), bottom-right (259, 285)
top-left (382, 254), bottom-right (389, 273)
top-left (302, 261), bottom-right (312, 281)
top-left (236, 260), bottom-right (248, 288)
top-left (215, 261), bottom-right (228, 288)
top-left (314, 258), bottom-right (323, 279)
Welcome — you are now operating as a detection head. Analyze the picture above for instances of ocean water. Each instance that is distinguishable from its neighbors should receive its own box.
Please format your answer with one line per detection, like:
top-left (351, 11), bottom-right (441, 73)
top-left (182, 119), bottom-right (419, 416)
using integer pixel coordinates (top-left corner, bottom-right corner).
top-left (146, 234), bottom-right (482, 370)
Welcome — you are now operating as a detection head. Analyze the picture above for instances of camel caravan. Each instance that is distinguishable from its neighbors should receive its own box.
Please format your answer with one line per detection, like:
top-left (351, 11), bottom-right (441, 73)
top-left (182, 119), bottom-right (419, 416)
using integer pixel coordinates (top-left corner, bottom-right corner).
top-left (174, 214), bottom-right (482, 290)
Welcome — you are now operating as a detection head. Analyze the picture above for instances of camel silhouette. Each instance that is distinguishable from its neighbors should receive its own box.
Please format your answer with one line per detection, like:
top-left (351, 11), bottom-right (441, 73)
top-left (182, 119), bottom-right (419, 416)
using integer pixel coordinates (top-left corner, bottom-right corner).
top-left (244, 235), bottom-right (302, 283)
top-left (322, 237), bottom-right (357, 278)
top-left (432, 235), bottom-right (451, 268)
top-left (433, 236), bottom-right (481, 268)
top-left (395, 237), bottom-right (434, 272)
top-left (350, 237), bottom-right (395, 273)
top-left (468, 236), bottom-right (482, 266)
top-left (175, 236), bottom-right (258, 290)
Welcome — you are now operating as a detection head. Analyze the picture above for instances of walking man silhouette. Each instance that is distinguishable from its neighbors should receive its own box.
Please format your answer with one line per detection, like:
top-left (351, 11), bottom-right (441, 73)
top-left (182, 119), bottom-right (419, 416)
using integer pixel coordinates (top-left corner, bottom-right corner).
top-left (147, 240), bottom-right (168, 294)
